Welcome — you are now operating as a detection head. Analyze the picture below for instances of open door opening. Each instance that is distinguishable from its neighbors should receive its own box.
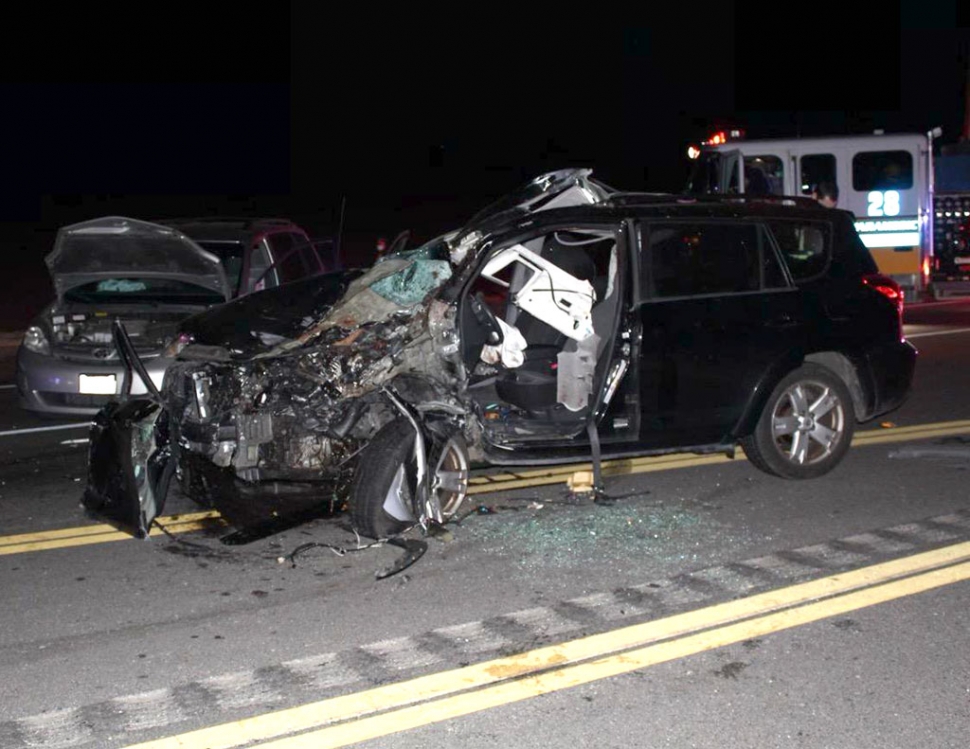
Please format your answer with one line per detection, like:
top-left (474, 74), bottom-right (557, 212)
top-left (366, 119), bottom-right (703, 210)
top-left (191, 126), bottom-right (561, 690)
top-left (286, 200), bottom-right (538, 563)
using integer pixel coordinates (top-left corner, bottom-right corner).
top-left (458, 226), bottom-right (631, 448)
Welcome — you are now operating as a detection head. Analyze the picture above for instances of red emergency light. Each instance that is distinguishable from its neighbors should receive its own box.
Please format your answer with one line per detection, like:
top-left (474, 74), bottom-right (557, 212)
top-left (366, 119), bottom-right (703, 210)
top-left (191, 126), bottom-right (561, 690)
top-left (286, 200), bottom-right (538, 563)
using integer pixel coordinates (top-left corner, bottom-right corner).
top-left (701, 129), bottom-right (745, 146)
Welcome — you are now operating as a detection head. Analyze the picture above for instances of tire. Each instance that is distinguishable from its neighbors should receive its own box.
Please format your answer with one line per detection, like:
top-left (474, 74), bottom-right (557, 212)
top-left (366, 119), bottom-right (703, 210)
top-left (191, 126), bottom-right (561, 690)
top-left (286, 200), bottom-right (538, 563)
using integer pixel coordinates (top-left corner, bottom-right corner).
top-left (740, 364), bottom-right (855, 480)
top-left (350, 418), bottom-right (469, 539)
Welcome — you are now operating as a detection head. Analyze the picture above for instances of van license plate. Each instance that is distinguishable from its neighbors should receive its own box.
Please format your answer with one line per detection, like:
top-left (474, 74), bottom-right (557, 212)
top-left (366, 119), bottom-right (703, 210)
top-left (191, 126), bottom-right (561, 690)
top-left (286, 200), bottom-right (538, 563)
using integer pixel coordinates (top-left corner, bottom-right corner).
top-left (79, 374), bottom-right (117, 394)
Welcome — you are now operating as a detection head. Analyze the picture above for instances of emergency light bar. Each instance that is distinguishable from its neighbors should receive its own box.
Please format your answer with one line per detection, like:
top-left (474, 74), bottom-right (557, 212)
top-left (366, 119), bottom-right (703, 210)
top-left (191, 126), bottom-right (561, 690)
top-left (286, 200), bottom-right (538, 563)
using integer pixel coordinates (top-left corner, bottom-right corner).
top-left (688, 129), bottom-right (746, 158)
top-left (701, 129), bottom-right (745, 146)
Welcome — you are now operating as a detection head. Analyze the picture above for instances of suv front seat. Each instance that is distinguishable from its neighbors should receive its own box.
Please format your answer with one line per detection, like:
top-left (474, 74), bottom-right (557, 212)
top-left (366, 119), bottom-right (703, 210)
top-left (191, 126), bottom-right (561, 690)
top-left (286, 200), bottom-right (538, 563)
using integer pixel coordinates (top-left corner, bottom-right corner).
top-left (495, 234), bottom-right (600, 412)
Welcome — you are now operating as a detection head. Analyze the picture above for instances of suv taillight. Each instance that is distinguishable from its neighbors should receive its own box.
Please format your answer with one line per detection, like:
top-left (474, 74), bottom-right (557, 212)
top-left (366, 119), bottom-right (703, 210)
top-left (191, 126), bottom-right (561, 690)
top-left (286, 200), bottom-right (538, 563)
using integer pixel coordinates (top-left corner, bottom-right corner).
top-left (863, 273), bottom-right (904, 329)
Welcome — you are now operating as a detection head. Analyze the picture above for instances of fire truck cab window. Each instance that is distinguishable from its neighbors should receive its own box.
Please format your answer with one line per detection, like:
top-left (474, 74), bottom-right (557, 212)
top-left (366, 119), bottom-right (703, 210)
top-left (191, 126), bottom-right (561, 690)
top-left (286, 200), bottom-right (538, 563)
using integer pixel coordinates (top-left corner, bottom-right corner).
top-left (800, 154), bottom-right (836, 195)
top-left (743, 156), bottom-right (783, 196)
top-left (852, 151), bottom-right (914, 191)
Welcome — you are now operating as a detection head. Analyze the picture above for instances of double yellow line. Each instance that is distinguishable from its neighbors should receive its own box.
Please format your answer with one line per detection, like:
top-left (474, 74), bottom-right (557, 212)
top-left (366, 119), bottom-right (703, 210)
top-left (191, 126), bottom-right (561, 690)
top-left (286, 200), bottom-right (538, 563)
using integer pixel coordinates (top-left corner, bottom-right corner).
top-left (0, 511), bottom-right (223, 556)
top-left (124, 540), bottom-right (970, 748)
top-left (3, 418), bottom-right (969, 557)
top-left (466, 418), bottom-right (970, 494)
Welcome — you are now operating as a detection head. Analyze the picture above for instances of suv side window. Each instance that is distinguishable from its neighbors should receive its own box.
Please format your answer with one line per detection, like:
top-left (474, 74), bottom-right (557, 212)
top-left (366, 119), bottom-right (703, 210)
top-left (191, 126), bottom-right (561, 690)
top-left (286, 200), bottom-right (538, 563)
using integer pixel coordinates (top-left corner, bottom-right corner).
top-left (767, 220), bottom-right (831, 282)
top-left (313, 239), bottom-right (339, 272)
top-left (268, 232), bottom-right (306, 283)
top-left (640, 222), bottom-right (783, 300)
top-left (296, 235), bottom-right (322, 276)
top-left (247, 239), bottom-right (279, 292)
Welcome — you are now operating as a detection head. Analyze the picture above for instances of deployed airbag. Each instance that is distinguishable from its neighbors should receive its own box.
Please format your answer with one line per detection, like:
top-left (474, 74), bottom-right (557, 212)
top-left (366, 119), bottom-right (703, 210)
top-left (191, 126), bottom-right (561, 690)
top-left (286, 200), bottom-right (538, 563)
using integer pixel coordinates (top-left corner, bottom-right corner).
top-left (480, 244), bottom-right (595, 341)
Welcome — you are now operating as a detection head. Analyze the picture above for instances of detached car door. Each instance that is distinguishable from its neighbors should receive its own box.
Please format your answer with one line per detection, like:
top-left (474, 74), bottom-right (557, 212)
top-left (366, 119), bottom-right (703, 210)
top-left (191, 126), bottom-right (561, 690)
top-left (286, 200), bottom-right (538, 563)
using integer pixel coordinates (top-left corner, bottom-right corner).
top-left (635, 218), bottom-right (805, 448)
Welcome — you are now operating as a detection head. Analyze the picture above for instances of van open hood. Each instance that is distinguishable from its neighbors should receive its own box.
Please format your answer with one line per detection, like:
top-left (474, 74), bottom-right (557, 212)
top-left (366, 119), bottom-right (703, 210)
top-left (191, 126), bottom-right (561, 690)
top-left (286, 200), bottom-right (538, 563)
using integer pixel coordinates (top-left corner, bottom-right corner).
top-left (45, 216), bottom-right (231, 302)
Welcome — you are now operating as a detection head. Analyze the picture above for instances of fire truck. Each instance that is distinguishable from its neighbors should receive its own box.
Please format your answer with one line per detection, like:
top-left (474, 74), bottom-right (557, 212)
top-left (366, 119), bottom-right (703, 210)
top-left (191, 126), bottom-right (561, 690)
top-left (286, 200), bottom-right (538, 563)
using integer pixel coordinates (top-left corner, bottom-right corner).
top-left (684, 127), bottom-right (970, 300)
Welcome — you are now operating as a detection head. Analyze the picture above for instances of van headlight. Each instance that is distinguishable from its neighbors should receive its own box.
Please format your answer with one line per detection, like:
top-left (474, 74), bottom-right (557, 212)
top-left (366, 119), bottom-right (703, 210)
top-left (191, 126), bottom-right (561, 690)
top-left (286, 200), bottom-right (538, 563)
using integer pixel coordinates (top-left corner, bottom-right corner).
top-left (23, 326), bottom-right (50, 355)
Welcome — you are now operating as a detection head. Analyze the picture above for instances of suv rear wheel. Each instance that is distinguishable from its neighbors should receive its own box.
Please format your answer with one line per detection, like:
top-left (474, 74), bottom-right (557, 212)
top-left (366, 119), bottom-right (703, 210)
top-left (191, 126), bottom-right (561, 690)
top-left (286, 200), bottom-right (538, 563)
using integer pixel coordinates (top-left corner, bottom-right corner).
top-left (741, 364), bottom-right (855, 479)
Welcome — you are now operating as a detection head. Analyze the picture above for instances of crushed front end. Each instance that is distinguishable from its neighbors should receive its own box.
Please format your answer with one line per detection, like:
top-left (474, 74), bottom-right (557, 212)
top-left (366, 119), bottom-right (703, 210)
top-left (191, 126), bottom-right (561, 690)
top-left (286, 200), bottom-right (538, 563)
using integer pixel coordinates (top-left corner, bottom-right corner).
top-left (163, 316), bottom-right (432, 529)
top-left (83, 254), bottom-right (465, 536)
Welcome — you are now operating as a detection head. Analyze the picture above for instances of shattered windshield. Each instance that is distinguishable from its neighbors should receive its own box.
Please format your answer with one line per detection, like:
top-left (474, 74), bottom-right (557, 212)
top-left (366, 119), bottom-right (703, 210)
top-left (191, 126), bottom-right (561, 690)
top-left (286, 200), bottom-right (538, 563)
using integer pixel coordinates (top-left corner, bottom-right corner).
top-left (384, 233), bottom-right (453, 263)
top-left (306, 255), bottom-right (454, 335)
top-left (363, 233), bottom-right (457, 306)
top-left (370, 259), bottom-right (452, 305)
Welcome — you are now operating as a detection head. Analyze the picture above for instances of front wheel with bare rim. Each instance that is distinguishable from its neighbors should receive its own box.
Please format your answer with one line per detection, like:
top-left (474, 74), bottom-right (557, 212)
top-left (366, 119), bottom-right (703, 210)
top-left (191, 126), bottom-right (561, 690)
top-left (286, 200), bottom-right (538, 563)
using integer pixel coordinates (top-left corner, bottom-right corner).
top-left (350, 418), bottom-right (470, 539)
top-left (741, 364), bottom-right (855, 479)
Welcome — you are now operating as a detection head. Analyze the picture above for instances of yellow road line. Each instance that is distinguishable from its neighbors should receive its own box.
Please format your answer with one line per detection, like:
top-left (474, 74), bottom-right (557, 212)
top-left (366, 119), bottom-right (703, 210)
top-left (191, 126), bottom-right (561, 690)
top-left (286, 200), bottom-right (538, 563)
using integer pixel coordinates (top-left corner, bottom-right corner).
top-left (856, 418), bottom-right (970, 435)
top-left (2, 418), bottom-right (968, 556)
top-left (852, 422), bottom-right (970, 446)
top-left (0, 512), bottom-right (223, 555)
top-left (122, 541), bottom-right (970, 749)
top-left (257, 560), bottom-right (970, 748)
top-left (466, 419), bottom-right (970, 494)
top-left (467, 451), bottom-right (722, 485)
top-left (469, 454), bottom-right (731, 494)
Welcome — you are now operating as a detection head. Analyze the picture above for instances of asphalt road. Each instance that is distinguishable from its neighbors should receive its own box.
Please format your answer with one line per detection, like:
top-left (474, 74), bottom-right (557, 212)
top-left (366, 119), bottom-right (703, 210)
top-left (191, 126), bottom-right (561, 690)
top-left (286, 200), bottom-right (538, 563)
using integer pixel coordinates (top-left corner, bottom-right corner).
top-left (1, 301), bottom-right (969, 748)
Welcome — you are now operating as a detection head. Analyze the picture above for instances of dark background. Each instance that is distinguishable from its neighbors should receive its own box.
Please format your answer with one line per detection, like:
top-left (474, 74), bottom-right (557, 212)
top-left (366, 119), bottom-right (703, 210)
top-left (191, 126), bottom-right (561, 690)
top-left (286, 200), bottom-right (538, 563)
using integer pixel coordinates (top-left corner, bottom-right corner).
top-left (0, 2), bottom-right (966, 330)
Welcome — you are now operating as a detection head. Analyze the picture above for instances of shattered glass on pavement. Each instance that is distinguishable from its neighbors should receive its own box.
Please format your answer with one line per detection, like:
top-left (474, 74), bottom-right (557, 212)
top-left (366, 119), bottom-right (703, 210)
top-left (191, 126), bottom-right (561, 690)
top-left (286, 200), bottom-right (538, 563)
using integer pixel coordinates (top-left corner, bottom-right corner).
top-left (454, 483), bottom-right (753, 575)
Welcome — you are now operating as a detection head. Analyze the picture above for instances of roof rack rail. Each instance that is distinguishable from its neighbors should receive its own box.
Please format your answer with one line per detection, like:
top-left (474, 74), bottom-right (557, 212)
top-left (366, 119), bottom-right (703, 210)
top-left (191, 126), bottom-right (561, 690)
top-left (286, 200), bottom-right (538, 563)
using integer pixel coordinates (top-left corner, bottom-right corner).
top-left (606, 192), bottom-right (686, 205)
top-left (608, 192), bottom-right (821, 208)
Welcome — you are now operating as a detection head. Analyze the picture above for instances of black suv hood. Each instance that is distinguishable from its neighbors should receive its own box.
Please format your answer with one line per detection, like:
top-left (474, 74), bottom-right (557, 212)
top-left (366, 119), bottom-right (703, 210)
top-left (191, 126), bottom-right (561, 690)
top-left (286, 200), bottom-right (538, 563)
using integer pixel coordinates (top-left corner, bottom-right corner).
top-left (179, 269), bottom-right (364, 356)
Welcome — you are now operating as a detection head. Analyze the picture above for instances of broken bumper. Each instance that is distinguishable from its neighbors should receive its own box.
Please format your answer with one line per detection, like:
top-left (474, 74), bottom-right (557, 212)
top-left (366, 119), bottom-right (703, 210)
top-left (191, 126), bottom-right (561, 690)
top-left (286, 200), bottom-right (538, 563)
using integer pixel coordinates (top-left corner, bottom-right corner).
top-left (176, 448), bottom-right (351, 530)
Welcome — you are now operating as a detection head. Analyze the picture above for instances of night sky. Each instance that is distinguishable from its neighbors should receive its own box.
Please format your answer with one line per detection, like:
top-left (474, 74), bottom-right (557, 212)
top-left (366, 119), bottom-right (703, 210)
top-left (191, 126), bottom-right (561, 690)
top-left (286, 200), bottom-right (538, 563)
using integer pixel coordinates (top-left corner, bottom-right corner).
top-left (0, 3), bottom-right (966, 329)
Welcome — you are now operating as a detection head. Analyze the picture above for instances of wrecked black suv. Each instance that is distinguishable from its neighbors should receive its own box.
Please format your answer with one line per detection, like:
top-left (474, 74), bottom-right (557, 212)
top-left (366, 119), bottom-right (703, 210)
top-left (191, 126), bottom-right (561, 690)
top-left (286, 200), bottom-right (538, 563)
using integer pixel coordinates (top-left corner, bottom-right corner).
top-left (83, 169), bottom-right (917, 542)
